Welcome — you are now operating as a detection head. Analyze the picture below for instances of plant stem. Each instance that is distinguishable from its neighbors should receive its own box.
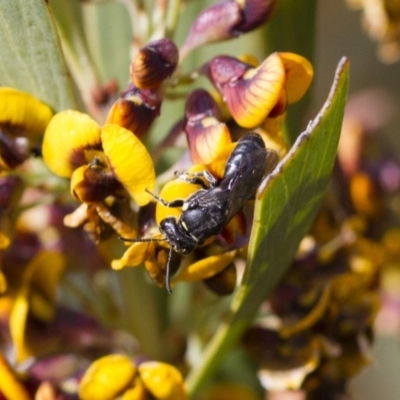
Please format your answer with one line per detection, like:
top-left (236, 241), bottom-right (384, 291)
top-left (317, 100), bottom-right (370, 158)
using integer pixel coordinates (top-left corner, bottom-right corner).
top-left (165, 0), bottom-right (181, 39)
top-left (186, 315), bottom-right (246, 396)
top-left (117, 267), bottom-right (165, 360)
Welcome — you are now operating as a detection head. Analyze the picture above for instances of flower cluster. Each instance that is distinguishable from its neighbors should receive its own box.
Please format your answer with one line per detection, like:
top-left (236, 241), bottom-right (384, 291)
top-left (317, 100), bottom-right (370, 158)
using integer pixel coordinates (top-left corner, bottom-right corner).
top-left (241, 88), bottom-right (400, 397)
top-left (3, 1), bottom-right (381, 399)
top-left (347, 0), bottom-right (400, 63)
top-left (79, 355), bottom-right (186, 400)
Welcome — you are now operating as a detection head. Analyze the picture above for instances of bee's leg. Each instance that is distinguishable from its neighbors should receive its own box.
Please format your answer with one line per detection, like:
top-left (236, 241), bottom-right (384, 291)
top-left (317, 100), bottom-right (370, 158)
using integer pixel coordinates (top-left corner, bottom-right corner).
top-left (145, 189), bottom-right (184, 208)
top-left (174, 170), bottom-right (218, 188)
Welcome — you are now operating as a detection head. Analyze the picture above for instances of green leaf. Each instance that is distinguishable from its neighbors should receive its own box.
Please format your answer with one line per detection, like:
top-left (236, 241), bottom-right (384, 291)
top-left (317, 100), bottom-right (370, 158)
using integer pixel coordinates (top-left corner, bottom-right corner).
top-left (0, 0), bottom-right (77, 111)
top-left (82, 2), bottom-right (132, 86)
top-left (262, 0), bottom-right (318, 145)
top-left (49, 0), bottom-right (100, 103)
top-left (186, 57), bottom-right (350, 395)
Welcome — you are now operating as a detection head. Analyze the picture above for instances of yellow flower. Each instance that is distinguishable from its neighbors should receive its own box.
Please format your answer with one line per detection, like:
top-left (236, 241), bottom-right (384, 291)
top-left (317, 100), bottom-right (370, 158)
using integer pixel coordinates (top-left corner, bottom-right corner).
top-left (79, 355), bottom-right (187, 400)
top-left (113, 146), bottom-right (247, 294)
top-left (9, 250), bottom-right (66, 362)
top-left (184, 89), bottom-right (233, 165)
top-left (205, 52), bottom-right (313, 129)
top-left (43, 110), bottom-right (155, 206)
top-left (0, 88), bottom-right (53, 170)
top-left (0, 352), bottom-right (31, 400)
top-left (0, 87), bottom-right (53, 136)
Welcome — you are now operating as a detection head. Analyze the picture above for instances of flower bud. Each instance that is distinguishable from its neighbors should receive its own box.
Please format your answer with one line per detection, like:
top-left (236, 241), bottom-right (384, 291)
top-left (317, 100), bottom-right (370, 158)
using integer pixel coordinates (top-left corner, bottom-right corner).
top-left (233, 0), bottom-right (277, 33)
top-left (185, 89), bottom-right (221, 122)
top-left (106, 84), bottom-right (161, 138)
top-left (180, 2), bottom-right (241, 58)
top-left (180, 0), bottom-right (277, 58)
top-left (138, 361), bottom-right (187, 400)
top-left (184, 90), bottom-right (231, 164)
top-left (130, 39), bottom-right (178, 90)
top-left (79, 354), bottom-right (137, 400)
top-left (0, 130), bottom-right (30, 169)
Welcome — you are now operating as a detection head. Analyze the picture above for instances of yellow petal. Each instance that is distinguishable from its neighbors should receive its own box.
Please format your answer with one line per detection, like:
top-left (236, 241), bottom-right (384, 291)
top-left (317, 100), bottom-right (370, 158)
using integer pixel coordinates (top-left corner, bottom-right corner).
top-left (0, 352), bottom-right (31, 400)
top-left (42, 110), bottom-right (102, 177)
top-left (225, 53), bottom-right (285, 128)
top-left (8, 251), bottom-right (66, 362)
top-left (187, 118), bottom-right (232, 164)
top-left (122, 377), bottom-right (148, 400)
top-left (155, 177), bottom-right (203, 224)
top-left (139, 361), bottom-right (187, 400)
top-left (172, 250), bottom-right (237, 283)
top-left (206, 142), bottom-right (236, 179)
top-left (101, 124), bottom-right (155, 206)
top-left (9, 286), bottom-right (30, 362)
top-left (111, 242), bottom-right (150, 270)
top-left (0, 231), bottom-right (10, 250)
top-left (0, 87), bottom-right (53, 136)
top-left (23, 250), bottom-right (66, 320)
top-left (79, 354), bottom-right (137, 400)
top-left (0, 270), bottom-right (7, 293)
top-left (70, 165), bottom-right (87, 200)
top-left (278, 52), bottom-right (314, 103)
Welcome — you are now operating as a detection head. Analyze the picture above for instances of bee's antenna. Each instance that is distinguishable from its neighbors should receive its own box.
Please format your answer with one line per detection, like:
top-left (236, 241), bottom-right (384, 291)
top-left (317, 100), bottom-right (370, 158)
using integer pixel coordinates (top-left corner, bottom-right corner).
top-left (165, 248), bottom-right (174, 294)
top-left (118, 235), bottom-right (174, 294)
top-left (118, 236), bottom-right (166, 243)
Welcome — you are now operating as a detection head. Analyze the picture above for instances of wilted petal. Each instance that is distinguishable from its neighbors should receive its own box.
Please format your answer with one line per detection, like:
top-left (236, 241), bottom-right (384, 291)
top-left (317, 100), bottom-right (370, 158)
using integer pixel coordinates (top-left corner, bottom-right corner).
top-left (172, 250), bottom-right (237, 283)
top-left (243, 328), bottom-right (319, 391)
top-left (79, 354), bottom-right (137, 400)
top-left (0, 87), bottom-right (53, 136)
top-left (42, 110), bottom-right (102, 177)
top-left (278, 52), bottom-right (314, 103)
top-left (139, 361), bottom-right (187, 400)
top-left (101, 124), bottom-right (156, 206)
top-left (131, 39), bottom-right (179, 90)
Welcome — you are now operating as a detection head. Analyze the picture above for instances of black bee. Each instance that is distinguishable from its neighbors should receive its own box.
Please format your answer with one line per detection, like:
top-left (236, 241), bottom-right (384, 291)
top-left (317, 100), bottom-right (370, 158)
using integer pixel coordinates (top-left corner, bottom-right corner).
top-left (121, 133), bottom-right (278, 292)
